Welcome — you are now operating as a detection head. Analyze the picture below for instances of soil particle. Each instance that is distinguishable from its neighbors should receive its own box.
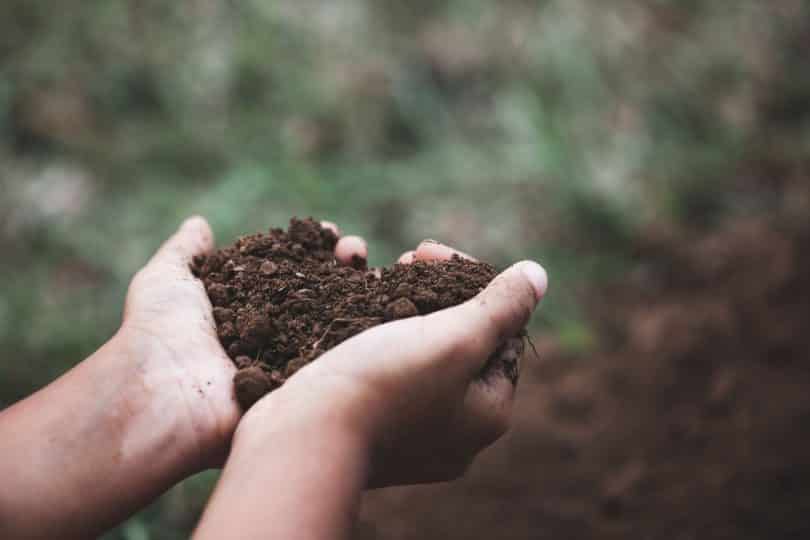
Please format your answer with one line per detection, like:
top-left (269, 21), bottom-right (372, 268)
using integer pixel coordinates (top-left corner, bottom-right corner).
top-left (192, 217), bottom-right (503, 410)
top-left (233, 366), bottom-right (278, 409)
top-left (384, 297), bottom-right (420, 320)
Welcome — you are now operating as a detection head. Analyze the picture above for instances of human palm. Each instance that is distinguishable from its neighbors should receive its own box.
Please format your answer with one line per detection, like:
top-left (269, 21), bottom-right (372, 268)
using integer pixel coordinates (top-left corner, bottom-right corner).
top-left (119, 217), bottom-right (367, 468)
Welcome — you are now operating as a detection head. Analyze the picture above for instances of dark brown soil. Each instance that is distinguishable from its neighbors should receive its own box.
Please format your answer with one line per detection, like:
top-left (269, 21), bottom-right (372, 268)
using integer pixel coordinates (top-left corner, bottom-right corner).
top-left (357, 213), bottom-right (810, 539)
top-left (191, 218), bottom-right (499, 410)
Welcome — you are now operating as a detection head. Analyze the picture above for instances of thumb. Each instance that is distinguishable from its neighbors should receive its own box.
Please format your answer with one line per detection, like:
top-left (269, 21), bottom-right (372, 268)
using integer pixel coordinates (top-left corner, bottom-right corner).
top-left (149, 216), bottom-right (215, 269)
top-left (421, 260), bottom-right (548, 378)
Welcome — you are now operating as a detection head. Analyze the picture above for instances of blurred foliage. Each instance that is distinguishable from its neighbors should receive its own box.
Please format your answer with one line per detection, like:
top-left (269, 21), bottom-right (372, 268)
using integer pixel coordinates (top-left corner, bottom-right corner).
top-left (1, 0), bottom-right (809, 537)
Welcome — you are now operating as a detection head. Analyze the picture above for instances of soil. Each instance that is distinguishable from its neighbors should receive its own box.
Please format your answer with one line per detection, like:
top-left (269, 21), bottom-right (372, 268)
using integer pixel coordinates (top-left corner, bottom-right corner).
top-left (356, 214), bottom-right (810, 539)
top-left (191, 217), bottom-right (499, 410)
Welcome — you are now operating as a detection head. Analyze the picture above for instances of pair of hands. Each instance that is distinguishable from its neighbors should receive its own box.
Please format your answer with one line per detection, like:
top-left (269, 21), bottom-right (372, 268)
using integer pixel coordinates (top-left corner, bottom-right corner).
top-left (122, 217), bottom-right (547, 487)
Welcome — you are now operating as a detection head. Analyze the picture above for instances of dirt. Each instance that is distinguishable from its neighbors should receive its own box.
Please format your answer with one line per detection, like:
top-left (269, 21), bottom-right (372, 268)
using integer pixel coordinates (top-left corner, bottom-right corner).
top-left (356, 213), bottom-right (810, 539)
top-left (191, 217), bottom-right (499, 410)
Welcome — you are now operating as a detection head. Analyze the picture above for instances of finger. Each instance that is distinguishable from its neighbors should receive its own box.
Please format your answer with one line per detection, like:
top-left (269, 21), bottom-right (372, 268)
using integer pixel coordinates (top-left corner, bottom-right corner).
top-left (397, 250), bottom-right (416, 264)
top-left (150, 215), bottom-right (215, 269)
top-left (462, 335), bottom-right (523, 438)
top-left (415, 240), bottom-right (477, 262)
top-left (335, 235), bottom-right (368, 268)
top-left (320, 220), bottom-right (341, 237)
top-left (423, 260), bottom-right (547, 377)
top-left (321, 221), bottom-right (368, 268)
top-left (462, 374), bottom-right (515, 447)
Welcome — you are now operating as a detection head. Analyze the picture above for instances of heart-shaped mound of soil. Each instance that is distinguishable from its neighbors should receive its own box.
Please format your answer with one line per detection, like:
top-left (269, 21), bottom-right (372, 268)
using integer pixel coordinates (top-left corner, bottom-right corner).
top-left (192, 217), bottom-right (501, 410)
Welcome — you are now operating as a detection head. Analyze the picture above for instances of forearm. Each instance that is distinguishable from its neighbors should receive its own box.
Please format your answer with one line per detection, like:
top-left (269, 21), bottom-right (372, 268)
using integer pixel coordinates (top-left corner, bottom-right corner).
top-left (194, 391), bottom-right (370, 540)
top-left (0, 334), bottom-right (205, 539)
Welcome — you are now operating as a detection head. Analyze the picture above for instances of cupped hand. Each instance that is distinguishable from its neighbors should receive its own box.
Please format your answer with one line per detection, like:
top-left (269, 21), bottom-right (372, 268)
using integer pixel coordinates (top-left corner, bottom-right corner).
top-left (118, 216), bottom-right (367, 469)
top-left (241, 240), bottom-right (548, 487)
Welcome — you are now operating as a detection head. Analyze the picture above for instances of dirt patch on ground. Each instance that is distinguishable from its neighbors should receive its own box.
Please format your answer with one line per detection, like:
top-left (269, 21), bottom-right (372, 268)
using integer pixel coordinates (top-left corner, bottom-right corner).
top-left (357, 214), bottom-right (810, 539)
top-left (192, 218), bottom-right (499, 409)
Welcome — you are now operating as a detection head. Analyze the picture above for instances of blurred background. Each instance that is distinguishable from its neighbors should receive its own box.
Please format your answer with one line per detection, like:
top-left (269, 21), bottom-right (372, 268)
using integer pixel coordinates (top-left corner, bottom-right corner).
top-left (2, 1), bottom-right (809, 538)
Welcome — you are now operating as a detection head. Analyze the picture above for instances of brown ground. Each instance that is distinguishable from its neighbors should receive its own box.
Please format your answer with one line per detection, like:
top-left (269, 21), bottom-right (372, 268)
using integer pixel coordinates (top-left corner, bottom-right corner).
top-left (193, 214), bottom-right (810, 539)
top-left (357, 215), bottom-right (810, 539)
top-left (192, 218), bottom-right (500, 409)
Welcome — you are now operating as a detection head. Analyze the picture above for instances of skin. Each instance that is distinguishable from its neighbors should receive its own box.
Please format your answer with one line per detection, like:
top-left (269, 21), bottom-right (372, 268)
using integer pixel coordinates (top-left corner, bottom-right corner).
top-left (0, 217), bottom-right (547, 540)
top-left (195, 238), bottom-right (547, 539)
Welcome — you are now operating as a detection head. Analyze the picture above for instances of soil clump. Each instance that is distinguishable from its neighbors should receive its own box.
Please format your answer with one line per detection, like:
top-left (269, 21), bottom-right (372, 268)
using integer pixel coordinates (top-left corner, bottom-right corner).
top-left (192, 218), bottom-right (500, 409)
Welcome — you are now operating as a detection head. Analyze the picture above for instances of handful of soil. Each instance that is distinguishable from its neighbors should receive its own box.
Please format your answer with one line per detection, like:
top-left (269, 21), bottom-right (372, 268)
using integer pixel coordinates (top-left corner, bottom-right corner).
top-left (192, 218), bottom-right (501, 410)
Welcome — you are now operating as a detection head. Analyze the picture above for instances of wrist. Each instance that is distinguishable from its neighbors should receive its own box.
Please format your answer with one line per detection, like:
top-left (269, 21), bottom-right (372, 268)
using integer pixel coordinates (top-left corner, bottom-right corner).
top-left (232, 377), bottom-right (374, 475)
top-left (195, 378), bottom-right (372, 540)
top-left (0, 332), bottom-right (212, 538)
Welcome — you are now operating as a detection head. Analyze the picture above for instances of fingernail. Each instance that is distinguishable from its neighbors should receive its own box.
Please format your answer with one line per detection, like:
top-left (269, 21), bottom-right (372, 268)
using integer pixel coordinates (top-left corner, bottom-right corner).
top-left (519, 261), bottom-right (548, 302)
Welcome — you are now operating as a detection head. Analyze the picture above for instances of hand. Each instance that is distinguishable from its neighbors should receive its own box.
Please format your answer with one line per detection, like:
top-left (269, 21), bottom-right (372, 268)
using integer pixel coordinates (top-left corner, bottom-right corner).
top-left (239, 240), bottom-right (548, 487)
top-left (118, 216), bottom-right (367, 468)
